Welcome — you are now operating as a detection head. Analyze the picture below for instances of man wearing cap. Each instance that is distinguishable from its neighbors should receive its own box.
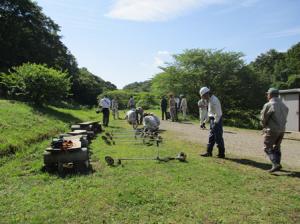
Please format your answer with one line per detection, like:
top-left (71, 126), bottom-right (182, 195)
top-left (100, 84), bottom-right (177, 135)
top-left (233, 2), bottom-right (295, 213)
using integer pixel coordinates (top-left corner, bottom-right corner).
top-left (260, 88), bottom-right (289, 172)
top-left (199, 87), bottom-right (225, 158)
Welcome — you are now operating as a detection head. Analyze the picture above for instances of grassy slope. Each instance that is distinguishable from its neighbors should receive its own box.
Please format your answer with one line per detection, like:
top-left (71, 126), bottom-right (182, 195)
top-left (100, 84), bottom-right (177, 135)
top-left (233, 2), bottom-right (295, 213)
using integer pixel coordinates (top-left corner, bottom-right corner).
top-left (0, 100), bottom-right (300, 223)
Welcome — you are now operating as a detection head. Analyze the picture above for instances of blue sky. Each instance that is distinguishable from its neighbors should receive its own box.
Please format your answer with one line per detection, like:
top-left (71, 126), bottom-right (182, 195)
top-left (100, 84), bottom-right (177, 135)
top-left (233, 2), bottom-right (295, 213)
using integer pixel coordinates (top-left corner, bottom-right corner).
top-left (35, 0), bottom-right (300, 88)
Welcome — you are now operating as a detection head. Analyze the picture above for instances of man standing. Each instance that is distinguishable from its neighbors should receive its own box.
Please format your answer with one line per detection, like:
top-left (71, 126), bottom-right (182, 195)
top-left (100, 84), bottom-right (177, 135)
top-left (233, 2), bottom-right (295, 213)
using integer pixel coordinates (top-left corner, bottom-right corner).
top-left (199, 87), bottom-right (225, 158)
top-left (175, 96), bottom-right (180, 121)
top-left (198, 97), bottom-right (208, 129)
top-left (180, 95), bottom-right (188, 120)
top-left (127, 96), bottom-right (135, 109)
top-left (136, 107), bottom-right (144, 125)
top-left (160, 96), bottom-right (168, 120)
top-left (260, 88), bottom-right (289, 173)
top-left (111, 97), bottom-right (119, 120)
top-left (99, 95), bottom-right (111, 127)
top-left (169, 94), bottom-right (176, 122)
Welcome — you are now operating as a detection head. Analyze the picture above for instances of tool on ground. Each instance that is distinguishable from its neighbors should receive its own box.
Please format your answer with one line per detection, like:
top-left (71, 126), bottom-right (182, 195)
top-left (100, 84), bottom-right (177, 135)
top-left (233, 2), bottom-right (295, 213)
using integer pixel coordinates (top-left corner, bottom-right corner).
top-left (104, 152), bottom-right (187, 166)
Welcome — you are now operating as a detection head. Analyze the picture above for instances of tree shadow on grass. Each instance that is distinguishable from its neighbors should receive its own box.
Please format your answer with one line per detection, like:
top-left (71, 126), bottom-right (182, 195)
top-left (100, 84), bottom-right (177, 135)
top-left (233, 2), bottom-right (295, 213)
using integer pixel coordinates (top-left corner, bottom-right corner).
top-left (225, 158), bottom-right (300, 179)
top-left (32, 105), bottom-right (82, 124)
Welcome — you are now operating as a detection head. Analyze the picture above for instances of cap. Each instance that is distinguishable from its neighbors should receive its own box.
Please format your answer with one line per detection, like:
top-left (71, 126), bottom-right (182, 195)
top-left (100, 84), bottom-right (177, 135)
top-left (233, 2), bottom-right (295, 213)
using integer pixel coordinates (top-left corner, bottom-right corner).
top-left (266, 87), bottom-right (279, 95)
top-left (199, 87), bottom-right (210, 96)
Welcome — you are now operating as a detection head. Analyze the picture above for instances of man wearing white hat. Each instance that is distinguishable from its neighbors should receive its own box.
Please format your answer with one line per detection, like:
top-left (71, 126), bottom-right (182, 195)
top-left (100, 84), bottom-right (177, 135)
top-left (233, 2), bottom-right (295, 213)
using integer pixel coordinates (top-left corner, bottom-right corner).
top-left (199, 87), bottom-right (225, 158)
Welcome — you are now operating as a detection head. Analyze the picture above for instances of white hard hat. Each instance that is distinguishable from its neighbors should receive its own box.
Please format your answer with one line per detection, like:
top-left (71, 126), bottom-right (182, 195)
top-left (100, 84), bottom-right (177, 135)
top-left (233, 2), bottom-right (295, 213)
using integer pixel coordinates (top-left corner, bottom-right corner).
top-left (199, 87), bottom-right (210, 96)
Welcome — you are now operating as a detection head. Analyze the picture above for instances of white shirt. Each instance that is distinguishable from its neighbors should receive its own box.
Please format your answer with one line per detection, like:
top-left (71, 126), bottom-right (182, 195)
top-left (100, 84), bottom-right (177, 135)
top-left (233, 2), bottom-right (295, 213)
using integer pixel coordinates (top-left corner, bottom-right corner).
top-left (99, 97), bottom-right (111, 108)
top-left (126, 110), bottom-right (137, 124)
top-left (208, 95), bottom-right (222, 123)
top-left (143, 115), bottom-right (160, 131)
top-left (198, 99), bottom-right (208, 110)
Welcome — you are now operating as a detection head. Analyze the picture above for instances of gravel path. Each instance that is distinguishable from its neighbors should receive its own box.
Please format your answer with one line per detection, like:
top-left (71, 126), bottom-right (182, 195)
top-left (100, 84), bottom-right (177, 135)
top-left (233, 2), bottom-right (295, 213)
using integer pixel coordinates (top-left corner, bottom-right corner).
top-left (160, 120), bottom-right (300, 169)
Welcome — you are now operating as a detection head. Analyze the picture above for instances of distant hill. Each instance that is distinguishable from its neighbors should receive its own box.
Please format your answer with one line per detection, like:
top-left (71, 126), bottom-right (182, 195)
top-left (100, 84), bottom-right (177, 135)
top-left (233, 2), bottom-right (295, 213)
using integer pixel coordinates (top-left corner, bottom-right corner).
top-left (123, 80), bottom-right (152, 92)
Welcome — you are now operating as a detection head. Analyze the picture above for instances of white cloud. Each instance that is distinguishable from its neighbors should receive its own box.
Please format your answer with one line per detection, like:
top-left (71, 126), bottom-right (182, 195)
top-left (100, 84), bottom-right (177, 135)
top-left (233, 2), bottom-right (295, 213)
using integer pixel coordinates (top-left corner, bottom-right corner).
top-left (105, 0), bottom-right (261, 22)
top-left (153, 50), bottom-right (172, 67)
top-left (105, 0), bottom-right (227, 22)
top-left (265, 27), bottom-right (300, 38)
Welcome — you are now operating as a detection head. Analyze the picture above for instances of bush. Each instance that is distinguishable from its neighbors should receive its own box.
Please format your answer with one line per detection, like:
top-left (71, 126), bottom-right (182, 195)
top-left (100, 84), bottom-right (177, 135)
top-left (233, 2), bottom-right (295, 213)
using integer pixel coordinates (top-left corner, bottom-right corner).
top-left (223, 109), bottom-right (261, 129)
top-left (0, 63), bottom-right (70, 104)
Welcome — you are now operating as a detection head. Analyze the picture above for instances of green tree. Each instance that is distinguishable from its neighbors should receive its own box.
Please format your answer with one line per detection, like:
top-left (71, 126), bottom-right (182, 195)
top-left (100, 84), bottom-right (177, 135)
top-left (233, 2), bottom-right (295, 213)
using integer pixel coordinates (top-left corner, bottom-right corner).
top-left (123, 80), bottom-right (152, 92)
top-left (0, 0), bottom-right (78, 76)
top-left (0, 63), bottom-right (70, 104)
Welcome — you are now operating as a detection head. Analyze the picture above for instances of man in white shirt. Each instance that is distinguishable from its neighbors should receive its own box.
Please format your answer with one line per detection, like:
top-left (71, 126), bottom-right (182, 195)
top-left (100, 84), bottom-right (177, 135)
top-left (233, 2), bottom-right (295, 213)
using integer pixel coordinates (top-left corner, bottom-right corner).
top-left (180, 95), bottom-right (188, 120)
top-left (99, 95), bottom-right (111, 127)
top-left (111, 98), bottom-right (119, 120)
top-left (199, 87), bottom-right (225, 158)
top-left (143, 113), bottom-right (160, 132)
top-left (198, 97), bottom-right (208, 129)
top-left (126, 109), bottom-right (138, 129)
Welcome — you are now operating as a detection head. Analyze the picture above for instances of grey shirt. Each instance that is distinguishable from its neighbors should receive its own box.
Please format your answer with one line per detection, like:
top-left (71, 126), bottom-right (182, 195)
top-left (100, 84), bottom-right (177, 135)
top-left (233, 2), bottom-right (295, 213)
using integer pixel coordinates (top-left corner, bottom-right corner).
top-left (260, 97), bottom-right (289, 132)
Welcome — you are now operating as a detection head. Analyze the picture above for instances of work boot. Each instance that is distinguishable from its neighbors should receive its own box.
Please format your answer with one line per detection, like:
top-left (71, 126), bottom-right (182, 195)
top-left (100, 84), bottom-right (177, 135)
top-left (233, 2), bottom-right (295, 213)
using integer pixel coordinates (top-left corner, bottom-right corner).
top-left (268, 164), bottom-right (282, 173)
top-left (200, 152), bottom-right (212, 157)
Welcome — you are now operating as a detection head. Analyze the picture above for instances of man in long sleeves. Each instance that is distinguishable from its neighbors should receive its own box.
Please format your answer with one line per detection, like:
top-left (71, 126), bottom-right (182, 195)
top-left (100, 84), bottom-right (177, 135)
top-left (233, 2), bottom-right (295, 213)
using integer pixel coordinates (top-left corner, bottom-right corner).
top-left (199, 87), bottom-right (225, 158)
top-left (180, 95), bottom-right (188, 120)
top-left (99, 95), bottom-right (111, 127)
top-left (160, 96), bottom-right (168, 120)
top-left (260, 88), bottom-right (289, 173)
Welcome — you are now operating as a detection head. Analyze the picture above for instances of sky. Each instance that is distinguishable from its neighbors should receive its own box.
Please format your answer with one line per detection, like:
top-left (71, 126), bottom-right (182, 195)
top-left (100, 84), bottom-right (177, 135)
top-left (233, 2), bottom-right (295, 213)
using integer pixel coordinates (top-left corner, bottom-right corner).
top-left (35, 0), bottom-right (300, 89)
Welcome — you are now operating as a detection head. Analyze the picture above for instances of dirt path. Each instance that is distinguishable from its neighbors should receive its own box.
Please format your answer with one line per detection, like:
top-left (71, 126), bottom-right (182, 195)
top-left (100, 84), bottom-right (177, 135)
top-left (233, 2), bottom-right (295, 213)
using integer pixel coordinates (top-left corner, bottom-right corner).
top-left (160, 120), bottom-right (300, 169)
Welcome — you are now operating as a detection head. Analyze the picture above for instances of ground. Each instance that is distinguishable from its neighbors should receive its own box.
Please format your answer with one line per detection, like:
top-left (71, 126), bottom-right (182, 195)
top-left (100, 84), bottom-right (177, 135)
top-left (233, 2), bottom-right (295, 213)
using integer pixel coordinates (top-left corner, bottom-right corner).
top-left (0, 101), bottom-right (300, 223)
top-left (160, 120), bottom-right (300, 169)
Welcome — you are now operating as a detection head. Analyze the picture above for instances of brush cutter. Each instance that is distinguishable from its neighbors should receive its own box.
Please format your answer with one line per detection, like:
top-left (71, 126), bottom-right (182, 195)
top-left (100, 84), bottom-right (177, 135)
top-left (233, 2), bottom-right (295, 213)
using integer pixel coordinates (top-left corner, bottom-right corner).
top-left (104, 152), bottom-right (187, 166)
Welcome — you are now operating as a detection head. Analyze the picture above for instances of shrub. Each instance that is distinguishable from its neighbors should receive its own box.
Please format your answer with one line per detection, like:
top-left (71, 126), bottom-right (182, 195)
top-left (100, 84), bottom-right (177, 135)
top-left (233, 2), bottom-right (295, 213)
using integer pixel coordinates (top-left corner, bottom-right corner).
top-left (0, 63), bottom-right (70, 104)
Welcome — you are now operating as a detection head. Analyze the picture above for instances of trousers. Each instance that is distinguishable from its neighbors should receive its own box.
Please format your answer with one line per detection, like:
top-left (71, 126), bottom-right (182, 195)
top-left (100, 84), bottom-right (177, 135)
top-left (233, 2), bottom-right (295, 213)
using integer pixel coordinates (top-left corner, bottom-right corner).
top-left (207, 117), bottom-right (225, 155)
top-left (263, 131), bottom-right (284, 165)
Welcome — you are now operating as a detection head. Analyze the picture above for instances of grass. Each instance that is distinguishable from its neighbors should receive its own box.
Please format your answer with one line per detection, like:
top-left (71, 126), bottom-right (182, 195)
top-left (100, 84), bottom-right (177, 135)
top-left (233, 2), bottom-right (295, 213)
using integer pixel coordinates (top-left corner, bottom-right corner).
top-left (0, 100), bottom-right (300, 223)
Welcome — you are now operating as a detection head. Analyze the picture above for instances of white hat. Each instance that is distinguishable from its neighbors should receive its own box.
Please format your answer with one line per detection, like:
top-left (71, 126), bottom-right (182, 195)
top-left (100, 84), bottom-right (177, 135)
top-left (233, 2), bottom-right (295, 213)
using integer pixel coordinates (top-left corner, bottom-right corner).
top-left (199, 87), bottom-right (210, 96)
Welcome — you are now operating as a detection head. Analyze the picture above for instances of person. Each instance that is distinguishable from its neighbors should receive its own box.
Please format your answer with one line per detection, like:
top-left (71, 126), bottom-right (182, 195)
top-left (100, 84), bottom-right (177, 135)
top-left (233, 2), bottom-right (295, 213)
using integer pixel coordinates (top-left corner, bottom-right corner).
top-left (160, 96), bottom-right (168, 120)
top-left (198, 97), bottom-right (208, 129)
top-left (169, 94), bottom-right (176, 122)
top-left (136, 107), bottom-right (144, 125)
top-left (127, 96), bottom-right (135, 109)
top-left (111, 97), bottom-right (119, 120)
top-left (143, 113), bottom-right (160, 132)
top-left (126, 109), bottom-right (138, 129)
top-left (199, 87), bottom-right (225, 158)
top-left (99, 95), bottom-right (111, 127)
top-left (260, 88), bottom-right (289, 173)
top-left (180, 95), bottom-right (188, 120)
top-left (175, 96), bottom-right (180, 121)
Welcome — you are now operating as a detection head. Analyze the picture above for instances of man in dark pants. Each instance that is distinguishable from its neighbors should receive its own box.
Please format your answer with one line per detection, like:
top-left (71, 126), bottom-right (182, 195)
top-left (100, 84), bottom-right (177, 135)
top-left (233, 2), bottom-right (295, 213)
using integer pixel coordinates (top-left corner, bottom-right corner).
top-left (160, 96), bottom-right (168, 120)
top-left (260, 88), bottom-right (289, 172)
top-left (99, 95), bottom-right (111, 127)
top-left (199, 87), bottom-right (225, 158)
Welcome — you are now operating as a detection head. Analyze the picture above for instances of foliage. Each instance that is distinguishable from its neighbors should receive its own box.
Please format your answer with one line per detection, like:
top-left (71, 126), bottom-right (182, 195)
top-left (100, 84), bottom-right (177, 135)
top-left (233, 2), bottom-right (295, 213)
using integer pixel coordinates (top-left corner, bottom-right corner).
top-left (152, 49), bottom-right (266, 117)
top-left (251, 42), bottom-right (300, 89)
top-left (0, 63), bottom-right (70, 104)
top-left (72, 68), bottom-right (116, 106)
top-left (123, 80), bottom-right (152, 92)
top-left (0, 0), bottom-right (78, 76)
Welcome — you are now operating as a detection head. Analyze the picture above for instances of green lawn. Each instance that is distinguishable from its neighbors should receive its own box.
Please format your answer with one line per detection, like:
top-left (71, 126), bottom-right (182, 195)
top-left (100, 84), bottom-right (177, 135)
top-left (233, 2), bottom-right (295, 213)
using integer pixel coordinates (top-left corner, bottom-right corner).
top-left (0, 100), bottom-right (299, 223)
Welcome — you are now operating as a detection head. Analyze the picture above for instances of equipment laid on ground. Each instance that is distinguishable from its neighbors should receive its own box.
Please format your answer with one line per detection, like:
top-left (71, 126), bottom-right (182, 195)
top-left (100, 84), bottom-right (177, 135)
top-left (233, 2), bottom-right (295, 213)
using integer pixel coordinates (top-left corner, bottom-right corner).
top-left (43, 121), bottom-right (101, 175)
top-left (43, 135), bottom-right (89, 174)
top-left (102, 128), bottom-right (187, 166)
top-left (104, 152), bottom-right (187, 166)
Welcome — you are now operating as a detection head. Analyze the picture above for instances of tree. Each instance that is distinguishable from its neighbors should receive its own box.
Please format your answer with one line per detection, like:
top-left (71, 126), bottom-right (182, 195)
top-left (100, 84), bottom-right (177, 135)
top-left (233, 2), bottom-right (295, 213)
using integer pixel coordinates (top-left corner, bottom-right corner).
top-left (0, 63), bottom-right (70, 104)
top-left (123, 80), bottom-right (152, 92)
top-left (0, 0), bottom-right (78, 76)
top-left (72, 68), bottom-right (117, 105)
